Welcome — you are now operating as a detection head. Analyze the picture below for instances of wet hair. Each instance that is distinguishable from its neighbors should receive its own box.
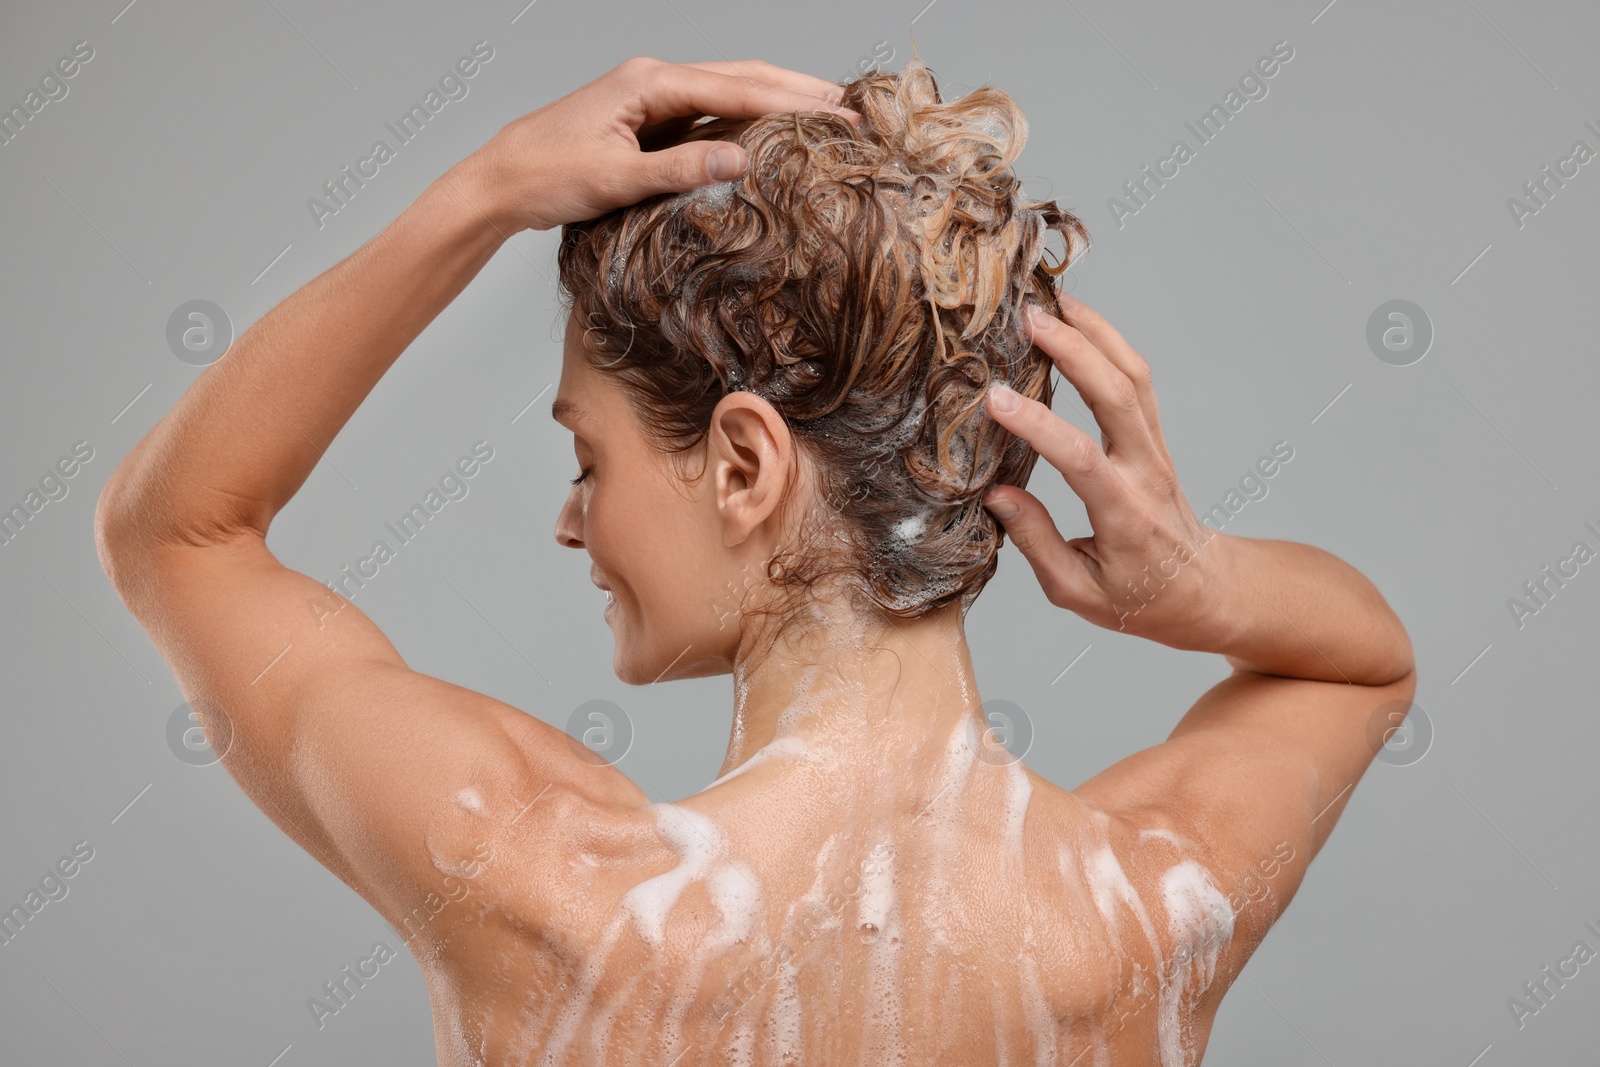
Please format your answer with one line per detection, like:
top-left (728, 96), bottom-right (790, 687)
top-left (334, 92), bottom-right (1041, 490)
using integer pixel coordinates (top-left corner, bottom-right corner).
top-left (555, 56), bottom-right (1089, 638)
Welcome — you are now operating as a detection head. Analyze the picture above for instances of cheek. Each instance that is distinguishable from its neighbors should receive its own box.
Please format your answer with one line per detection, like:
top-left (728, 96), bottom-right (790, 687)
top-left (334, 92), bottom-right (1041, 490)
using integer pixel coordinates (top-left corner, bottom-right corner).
top-left (622, 474), bottom-right (720, 619)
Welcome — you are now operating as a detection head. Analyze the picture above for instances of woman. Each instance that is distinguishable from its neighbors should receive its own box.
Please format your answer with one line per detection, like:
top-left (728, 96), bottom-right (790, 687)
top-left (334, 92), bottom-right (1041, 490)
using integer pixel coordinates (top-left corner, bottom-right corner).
top-left (95, 55), bottom-right (1415, 1066)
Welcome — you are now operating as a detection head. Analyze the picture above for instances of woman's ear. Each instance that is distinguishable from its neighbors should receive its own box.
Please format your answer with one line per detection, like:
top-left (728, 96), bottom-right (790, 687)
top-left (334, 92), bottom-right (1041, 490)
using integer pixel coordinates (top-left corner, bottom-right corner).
top-left (705, 392), bottom-right (794, 549)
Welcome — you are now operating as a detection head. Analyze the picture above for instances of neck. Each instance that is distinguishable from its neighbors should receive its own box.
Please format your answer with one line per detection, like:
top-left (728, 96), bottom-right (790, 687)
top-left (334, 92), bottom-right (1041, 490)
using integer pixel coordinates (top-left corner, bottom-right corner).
top-left (716, 599), bottom-right (990, 783)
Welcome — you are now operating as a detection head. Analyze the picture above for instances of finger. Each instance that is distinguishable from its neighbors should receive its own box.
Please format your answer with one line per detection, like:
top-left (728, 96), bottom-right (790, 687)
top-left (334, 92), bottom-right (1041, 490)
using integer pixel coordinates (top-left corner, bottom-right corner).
top-left (1055, 295), bottom-right (1174, 465)
top-left (631, 140), bottom-right (751, 197)
top-left (981, 485), bottom-right (1099, 612)
top-left (1023, 304), bottom-right (1163, 471)
top-left (675, 59), bottom-right (851, 109)
top-left (984, 382), bottom-right (1133, 537)
top-left (638, 60), bottom-right (850, 149)
top-left (626, 58), bottom-right (862, 129)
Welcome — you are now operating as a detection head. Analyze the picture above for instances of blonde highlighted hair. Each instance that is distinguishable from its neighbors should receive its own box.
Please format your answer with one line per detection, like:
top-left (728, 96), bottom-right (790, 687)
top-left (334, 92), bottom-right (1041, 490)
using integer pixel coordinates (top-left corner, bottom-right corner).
top-left (556, 57), bottom-right (1089, 635)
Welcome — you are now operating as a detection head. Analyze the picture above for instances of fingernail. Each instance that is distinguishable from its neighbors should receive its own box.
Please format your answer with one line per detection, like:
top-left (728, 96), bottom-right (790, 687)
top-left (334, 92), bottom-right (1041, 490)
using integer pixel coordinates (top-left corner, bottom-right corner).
top-left (707, 147), bottom-right (743, 181)
top-left (1025, 303), bottom-right (1052, 331)
top-left (1058, 291), bottom-right (1080, 313)
top-left (988, 381), bottom-right (1020, 413)
top-left (984, 492), bottom-right (1019, 520)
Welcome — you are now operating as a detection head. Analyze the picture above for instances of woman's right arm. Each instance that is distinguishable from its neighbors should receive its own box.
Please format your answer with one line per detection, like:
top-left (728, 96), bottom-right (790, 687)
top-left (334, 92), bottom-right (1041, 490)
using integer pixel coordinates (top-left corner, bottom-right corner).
top-left (982, 293), bottom-right (1416, 979)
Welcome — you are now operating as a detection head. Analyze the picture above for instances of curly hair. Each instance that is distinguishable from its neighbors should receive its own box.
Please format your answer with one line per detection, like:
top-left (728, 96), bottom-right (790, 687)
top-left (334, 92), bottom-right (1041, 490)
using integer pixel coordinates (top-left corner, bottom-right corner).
top-left (555, 57), bottom-right (1089, 639)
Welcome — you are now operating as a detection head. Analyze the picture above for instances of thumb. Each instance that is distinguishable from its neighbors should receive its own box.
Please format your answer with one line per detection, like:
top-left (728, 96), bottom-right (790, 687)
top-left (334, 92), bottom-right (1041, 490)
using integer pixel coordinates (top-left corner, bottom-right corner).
top-left (641, 142), bottom-right (746, 197)
top-left (982, 487), bottom-right (1094, 609)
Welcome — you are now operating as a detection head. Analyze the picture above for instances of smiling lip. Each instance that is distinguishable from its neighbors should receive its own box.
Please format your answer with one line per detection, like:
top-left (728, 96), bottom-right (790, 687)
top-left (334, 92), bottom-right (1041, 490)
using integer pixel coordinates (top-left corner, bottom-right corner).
top-left (591, 571), bottom-right (616, 616)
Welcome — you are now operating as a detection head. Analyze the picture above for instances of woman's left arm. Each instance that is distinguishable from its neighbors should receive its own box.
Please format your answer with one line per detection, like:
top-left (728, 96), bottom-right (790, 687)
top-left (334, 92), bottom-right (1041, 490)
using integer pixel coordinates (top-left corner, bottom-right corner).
top-left (100, 56), bottom-right (858, 550)
top-left (93, 57), bottom-right (859, 944)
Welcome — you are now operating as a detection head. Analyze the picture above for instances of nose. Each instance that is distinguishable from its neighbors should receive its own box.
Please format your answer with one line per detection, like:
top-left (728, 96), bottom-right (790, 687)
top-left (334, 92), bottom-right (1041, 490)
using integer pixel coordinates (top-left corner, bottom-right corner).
top-left (554, 488), bottom-right (585, 550)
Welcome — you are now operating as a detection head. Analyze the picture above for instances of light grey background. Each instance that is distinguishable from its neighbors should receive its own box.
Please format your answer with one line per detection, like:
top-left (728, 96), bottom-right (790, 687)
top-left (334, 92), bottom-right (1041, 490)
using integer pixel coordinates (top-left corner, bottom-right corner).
top-left (2, 0), bottom-right (1596, 1063)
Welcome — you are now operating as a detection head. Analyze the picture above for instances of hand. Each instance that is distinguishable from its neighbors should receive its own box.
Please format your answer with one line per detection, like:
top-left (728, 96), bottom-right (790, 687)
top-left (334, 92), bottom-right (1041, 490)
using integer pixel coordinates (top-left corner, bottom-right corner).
top-left (981, 295), bottom-right (1238, 650)
top-left (460, 56), bottom-right (862, 233)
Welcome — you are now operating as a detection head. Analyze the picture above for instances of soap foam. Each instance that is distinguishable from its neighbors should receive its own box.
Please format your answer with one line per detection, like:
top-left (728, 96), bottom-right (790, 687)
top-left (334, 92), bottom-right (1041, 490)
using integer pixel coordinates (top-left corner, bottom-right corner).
top-left (763, 957), bottom-right (806, 1065)
top-left (1083, 845), bottom-right (1160, 956)
top-left (1156, 861), bottom-right (1236, 1067)
top-left (709, 861), bottom-right (763, 947)
top-left (1002, 761), bottom-right (1032, 856)
top-left (891, 509), bottom-right (931, 543)
top-left (707, 734), bottom-right (824, 789)
top-left (621, 804), bottom-right (725, 950)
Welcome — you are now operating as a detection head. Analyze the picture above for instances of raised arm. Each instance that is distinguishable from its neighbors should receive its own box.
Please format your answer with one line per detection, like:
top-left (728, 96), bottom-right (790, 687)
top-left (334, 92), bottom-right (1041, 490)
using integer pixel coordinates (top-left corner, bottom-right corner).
top-left (93, 57), bottom-right (862, 948)
top-left (980, 293), bottom-right (1414, 981)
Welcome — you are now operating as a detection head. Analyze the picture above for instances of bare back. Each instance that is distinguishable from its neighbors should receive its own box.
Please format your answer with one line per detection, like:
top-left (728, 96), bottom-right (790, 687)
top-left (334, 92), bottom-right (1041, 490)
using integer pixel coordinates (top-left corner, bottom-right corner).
top-left (417, 712), bottom-right (1300, 1067)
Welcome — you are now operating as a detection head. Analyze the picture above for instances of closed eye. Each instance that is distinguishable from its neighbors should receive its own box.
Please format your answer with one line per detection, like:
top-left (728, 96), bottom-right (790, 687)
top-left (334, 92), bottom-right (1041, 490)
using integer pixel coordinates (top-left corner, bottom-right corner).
top-left (570, 467), bottom-right (592, 486)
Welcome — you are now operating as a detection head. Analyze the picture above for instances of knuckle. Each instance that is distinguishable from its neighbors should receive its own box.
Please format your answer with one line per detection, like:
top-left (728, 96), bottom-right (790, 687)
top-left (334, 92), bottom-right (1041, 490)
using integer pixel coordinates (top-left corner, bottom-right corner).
top-left (1106, 376), bottom-right (1139, 412)
top-left (1150, 466), bottom-right (1181, 498)
top-left (615, 55), bottom-right (660, 85)
top-left (1127, 355), bottom-right (1154, 391)
top-left (669, 151), bottom-right (702, 188)
top-left (587, 164), bottom-right (623, 203)
top-left (1068, 429), bottom-right (1101, 472)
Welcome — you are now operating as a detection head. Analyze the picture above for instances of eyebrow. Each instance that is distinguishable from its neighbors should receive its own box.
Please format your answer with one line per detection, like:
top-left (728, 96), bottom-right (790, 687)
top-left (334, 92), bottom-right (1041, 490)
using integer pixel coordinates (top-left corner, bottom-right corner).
top-left (551, 397), bottom-right (589, 426)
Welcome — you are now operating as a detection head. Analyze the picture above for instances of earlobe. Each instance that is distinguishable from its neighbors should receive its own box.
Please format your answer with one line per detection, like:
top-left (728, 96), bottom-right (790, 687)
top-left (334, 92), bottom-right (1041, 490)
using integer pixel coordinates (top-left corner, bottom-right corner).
top-left (708, 395), bottom-right (791, 548)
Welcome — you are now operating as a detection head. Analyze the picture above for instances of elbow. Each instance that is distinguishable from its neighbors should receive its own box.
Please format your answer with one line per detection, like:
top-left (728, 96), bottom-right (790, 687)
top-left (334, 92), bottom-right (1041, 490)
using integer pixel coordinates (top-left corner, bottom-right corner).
top-left (1369, 613), bottom-right (1416, 689)
top-left (93, 457), bottom-right (170, 599)
top-left (93, 468), bottom-right (144, 595)
top-left (1378, 594), bottom-right (1417, 687)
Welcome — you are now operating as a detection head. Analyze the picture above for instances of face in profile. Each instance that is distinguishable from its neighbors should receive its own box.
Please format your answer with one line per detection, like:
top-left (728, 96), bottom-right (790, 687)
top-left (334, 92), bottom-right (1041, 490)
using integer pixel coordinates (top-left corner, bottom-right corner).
top-left (551, 311), bottom-right (790, 686)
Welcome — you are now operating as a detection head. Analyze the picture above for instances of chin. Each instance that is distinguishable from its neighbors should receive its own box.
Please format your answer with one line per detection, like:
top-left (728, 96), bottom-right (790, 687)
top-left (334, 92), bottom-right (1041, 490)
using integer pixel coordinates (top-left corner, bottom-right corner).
top-left (608, 612), bottom-right (726, 685)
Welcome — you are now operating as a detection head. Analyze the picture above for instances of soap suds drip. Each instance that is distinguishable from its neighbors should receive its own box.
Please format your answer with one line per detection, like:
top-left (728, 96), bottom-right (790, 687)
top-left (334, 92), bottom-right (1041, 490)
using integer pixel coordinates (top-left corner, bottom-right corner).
top-left (706, 734), bottom-right (825, 789)
top-left (1155, 861), bottom-right (1235, 1067)
top-left (857, 842), bottom-right (904, 1065)
top-left (627, 805), bottom-right (770, 1061)
top-left (537, 915), bottom-right (629, 1066)
top-left (620, 803), bottom-right (726, 950)
top-left (762, 957), bottom-right (806, 1066)
top-left (1002, 761), bottom-right (1032, 857)
top-left (1017, 941), bottom-right (1059, 1066)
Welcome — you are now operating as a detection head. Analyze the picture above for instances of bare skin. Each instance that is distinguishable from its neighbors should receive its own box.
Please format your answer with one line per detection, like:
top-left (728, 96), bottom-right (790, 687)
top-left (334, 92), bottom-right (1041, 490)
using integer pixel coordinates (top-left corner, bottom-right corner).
top-left (95, 57), bottom-right (1415, 1066)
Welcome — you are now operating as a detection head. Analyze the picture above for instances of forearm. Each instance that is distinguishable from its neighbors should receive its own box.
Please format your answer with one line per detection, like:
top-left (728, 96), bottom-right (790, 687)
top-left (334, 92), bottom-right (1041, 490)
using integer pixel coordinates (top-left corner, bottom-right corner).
top-left (98, 159), bottom-right (508, 547)
top-left (1207, 534), bottom-right (1414, 686)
